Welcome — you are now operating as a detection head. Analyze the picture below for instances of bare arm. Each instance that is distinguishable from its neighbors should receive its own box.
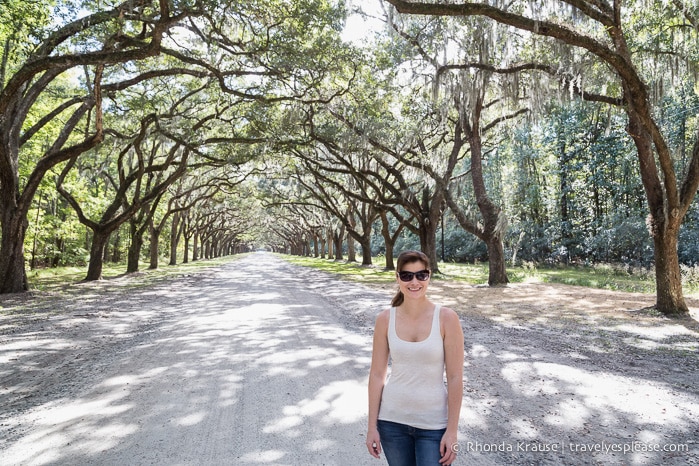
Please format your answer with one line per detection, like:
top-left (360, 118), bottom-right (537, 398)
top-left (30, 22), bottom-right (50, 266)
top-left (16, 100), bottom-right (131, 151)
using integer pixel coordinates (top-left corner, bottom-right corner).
top-left (440, 307), bottom-right (464, 465)
top-left (366, 309), bottom-right (390, 458)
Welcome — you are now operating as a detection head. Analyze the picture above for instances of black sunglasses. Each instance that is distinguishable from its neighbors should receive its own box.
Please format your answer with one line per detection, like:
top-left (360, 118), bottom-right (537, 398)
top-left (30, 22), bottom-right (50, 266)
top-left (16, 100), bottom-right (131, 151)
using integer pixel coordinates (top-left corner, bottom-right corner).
top-left (397, 270), bottom-right (430, 282)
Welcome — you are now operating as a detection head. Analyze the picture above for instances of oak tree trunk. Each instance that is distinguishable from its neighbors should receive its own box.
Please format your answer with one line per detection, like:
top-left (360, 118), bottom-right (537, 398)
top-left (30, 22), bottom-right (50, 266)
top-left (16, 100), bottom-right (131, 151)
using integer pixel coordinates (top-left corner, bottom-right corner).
top-left (628, 109), bottom-right (689, 316)
top-left (485, 235), bottom-right (508, 286)
top-left (169, 213), bottom-right (180, 266)
top-left (333, 228), bottom-right (344, 261)
top-left (418, 218), bottom-right (441, 274)
top-left (651, 218), bottom-right (688, 315)
top-left (149, 223), bottom-right (161, 269)
top-left (127, 221), bottom-right (145, 273)
top-left (85, 230), bottom-right (110, 281)
top-left (183, 235), bottom-right (190, 263)
top-left (358, 236), bottom-right (373, 266)
top-left (379, 211), bottom-right (402, 271)
top-left (0, 208), bottom-right (28, 292)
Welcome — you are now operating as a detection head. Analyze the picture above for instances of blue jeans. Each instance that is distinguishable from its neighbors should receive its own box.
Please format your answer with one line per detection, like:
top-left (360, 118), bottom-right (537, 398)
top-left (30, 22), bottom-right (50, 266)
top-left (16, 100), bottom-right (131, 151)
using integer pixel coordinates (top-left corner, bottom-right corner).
top-left (377, 420), bottom-right (446, 466)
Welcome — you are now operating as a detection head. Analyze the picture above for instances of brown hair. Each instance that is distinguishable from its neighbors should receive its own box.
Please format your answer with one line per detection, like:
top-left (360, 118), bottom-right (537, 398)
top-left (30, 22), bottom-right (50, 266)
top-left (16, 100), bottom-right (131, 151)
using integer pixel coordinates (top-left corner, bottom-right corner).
top-left (391, 250), bottom-right (431, 307)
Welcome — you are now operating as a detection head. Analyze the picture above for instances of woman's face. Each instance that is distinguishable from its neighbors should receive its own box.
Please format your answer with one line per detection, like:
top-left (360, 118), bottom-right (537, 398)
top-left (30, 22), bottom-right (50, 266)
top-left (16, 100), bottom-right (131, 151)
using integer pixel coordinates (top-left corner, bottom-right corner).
top-left (396, 260), bottom-right (430, 301)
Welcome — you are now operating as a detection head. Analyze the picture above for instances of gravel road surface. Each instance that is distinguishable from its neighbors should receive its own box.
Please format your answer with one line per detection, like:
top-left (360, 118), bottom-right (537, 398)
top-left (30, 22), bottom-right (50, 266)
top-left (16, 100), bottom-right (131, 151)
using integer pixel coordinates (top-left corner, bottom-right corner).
top-left (1, 253), bottom-right (388, 465)
top-left (1, 252), bottom-right (698, 465)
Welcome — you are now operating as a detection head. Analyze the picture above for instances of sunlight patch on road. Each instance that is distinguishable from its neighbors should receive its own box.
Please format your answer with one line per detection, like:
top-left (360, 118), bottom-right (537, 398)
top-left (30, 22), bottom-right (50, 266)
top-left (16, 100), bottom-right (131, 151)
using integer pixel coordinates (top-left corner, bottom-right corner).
top-left (271, 379), bottom-right (367, 430)
top-left (317, 379), bottom-right (367, 423)
top-left (175, 411), bottom-right (207, 426)
top-left (469, 344), bottom-right (491, 358)
top-left (544, 398), bottom-right (591, 428)
top-left (307, 355), bottom-right (353, 368)
top-left (598, 323), bottom-right (699, 351)
top-left (263, 414), bottom-right (304, 434)
top-left (2, 398), bottom-right (138, 464)
top-left (188, 302), bottom-right (289, 324)
top-left (0, 337), bottom-right (74, 364)
top-left (305, 321), bottom-right (369, 347)
top-left (239, 449), bottom-right (286, 463)
top-left (495, 351), bottom-right (521, 361)
top-left (306, 438), bottom-right (336, 451)
top-left (508, 416), bottom-right (540, 440)
top-left (38, 390), bottom-right (132, 423)
top-left (501, 361), bottom-right (699, 431)
top-left (218, 292), bottom-right (282, 303)
top-left (458, 397), bottom-right (489, 429)
top-left (601, 323), bottom-right (698, 340)
top-left (257, 347), bottom-right (354, 378)
top-left (258, 347), bottom-right (326, 365)
top-left (218, 373), bottom-right (244, 407)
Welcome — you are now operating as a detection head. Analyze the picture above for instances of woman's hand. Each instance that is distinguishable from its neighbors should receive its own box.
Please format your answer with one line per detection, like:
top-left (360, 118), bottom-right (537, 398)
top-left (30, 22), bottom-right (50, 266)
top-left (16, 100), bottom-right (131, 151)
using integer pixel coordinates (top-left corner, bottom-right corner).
top-left (439, 429), bottom-right (458, 465)
top-left (366, 428), bottom-right (382, 459)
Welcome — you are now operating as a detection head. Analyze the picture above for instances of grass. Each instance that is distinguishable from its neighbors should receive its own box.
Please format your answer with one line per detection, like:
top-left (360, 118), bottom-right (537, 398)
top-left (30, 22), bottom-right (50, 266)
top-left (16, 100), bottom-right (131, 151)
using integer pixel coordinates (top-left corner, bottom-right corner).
top-left (280, 254), bottom-right (699, 298)
top-left (22, 253), bottom-right (699, 298)
top-left (25, 255), bottom-right (246, 291)
top-left (282, 255), bottom-right (398, 285)
top-left (530, 264), bottom-right (657, 293)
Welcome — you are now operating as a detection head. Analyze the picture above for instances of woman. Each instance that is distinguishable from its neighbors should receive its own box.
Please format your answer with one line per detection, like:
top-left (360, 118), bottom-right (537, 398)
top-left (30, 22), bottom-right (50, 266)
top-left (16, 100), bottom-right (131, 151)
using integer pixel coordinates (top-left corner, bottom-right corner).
top-left (366, 250), bottom-right (464, 465)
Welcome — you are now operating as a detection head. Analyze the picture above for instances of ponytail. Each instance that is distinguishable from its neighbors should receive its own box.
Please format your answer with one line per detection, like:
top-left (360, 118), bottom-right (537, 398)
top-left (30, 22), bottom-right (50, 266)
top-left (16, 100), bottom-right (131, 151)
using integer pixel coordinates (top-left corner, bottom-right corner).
top-left (391, 290), bottom-right (404, 307)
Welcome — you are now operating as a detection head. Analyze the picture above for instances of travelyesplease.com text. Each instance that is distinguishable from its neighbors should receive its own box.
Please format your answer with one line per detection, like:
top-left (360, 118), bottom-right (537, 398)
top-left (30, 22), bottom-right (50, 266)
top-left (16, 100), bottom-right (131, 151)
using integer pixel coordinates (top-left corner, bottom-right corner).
top-left (458, 440), bottom-right (689, 455)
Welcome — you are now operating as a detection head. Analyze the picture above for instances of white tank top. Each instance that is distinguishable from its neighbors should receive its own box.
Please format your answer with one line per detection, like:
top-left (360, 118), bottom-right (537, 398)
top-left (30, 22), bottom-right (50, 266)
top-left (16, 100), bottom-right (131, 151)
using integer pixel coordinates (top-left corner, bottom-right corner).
top-left (378, 305), bottom-right (448, 429)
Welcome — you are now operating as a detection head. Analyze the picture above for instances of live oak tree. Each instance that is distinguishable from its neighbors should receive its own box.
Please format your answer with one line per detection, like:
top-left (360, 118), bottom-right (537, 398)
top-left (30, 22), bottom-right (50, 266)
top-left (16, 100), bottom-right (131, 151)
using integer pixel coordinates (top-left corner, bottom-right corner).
top-left (174, 0), bottom-right (361, 258)
top-left (291, 145), bottom-right (382, 266)
top-left (55, 110), bottom-right (191, 281)
top-left (384, 0), bottom-right (699, 316)
top-left (125, 87), bottom-right (272, 271)
top-left (301, 107), bottom-right (429, 269)
top-left (265, 202), bottom-right (321, 256)
top-left (385, 15), bottom-right (536, 285)
top-left (308, 72), bottom-right (451, 272)
top-left (152, 170), bottom-right (223, 269)
top-left (262, 165), bottom-right (338, 258)
top-left (313, 18), bottom-right (518, 277)
top-left (182, 188), bottom-right (262, 261)
top-left (255, 156), bottom-right (326, 256)
top-left (0, 0), bottom-right (203, 292)
top-left (288, 71), bottom-right (417, 269)
top-left (1, 0), bottom-right (355, 290)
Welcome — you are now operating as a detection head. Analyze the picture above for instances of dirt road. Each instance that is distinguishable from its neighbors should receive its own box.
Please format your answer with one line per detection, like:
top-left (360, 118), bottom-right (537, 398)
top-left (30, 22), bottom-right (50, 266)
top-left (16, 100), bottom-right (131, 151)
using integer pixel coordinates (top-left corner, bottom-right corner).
top-left (1, 252), bottom-right (698, 465)
top-left (1, 253), bottom-right (384, 465)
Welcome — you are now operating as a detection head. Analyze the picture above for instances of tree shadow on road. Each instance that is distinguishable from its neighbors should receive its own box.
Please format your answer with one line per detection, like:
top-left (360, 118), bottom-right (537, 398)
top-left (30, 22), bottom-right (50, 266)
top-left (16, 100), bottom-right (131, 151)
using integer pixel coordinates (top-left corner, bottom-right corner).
top-left (1, 254), bottom-right (698, 465)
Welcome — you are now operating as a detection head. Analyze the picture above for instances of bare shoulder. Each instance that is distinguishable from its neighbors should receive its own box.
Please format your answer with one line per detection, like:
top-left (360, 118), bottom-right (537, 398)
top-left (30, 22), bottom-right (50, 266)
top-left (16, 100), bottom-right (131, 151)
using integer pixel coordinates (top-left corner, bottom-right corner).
top-left (372, 308), bottom-right (391, 343)
top-left (439, 306), bottom-right (463, 340)
top-left (439, 306), bottom-right (460, 323)
top-left (374, 308), bottom-right (391, 328)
